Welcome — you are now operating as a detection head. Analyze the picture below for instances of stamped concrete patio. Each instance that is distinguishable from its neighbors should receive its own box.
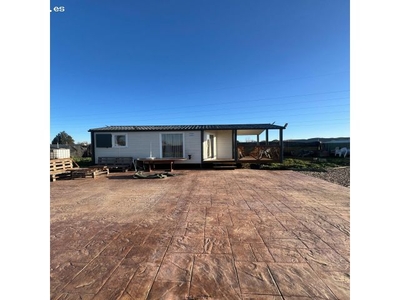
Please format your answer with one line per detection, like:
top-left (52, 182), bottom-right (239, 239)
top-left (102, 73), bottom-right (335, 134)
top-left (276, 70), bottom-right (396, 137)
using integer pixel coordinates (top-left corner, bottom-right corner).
top-left (50, 169), bottom-right (350, 300)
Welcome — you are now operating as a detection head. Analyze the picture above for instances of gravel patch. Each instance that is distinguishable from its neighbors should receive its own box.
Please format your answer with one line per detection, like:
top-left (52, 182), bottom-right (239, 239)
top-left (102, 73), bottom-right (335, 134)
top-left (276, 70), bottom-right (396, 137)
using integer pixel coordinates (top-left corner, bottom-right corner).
top-left (297, 166), bottom-right (350, 188)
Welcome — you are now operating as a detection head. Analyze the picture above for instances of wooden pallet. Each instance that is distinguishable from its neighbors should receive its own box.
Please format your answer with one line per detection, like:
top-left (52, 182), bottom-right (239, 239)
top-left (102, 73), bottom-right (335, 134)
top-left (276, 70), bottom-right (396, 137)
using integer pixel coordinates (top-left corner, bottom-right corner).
top-left (50, 158), bottom-right (80, 182)
top-left (70, 167), bottom-right (109, 179)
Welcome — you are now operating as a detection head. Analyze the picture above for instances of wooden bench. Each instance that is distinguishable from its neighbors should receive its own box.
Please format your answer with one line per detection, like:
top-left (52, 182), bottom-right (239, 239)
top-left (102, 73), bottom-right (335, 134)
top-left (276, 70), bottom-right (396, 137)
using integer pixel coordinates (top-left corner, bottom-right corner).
top-left (96, 157), bottom-right (133, 172)
top-left (50, 158), bottom-right (80, 182)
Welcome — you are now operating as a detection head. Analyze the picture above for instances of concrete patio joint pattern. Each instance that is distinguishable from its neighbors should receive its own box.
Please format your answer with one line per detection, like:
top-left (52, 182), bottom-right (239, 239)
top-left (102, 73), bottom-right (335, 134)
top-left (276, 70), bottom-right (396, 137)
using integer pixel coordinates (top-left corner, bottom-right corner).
top-left (51, 169), bottom-right (350, 299)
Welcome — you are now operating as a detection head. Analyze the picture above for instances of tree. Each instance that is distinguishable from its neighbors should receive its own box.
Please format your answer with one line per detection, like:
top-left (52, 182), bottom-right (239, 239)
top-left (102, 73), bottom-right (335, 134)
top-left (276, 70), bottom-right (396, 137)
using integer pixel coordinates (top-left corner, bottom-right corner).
top-left (52, 131), bottom-right (75, 145)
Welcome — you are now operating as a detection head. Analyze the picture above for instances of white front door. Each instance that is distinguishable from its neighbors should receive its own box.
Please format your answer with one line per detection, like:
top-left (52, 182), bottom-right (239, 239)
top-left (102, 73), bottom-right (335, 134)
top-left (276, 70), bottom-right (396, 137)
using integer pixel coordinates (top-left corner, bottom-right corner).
top-left (207, 135), bottom-right (214, 158)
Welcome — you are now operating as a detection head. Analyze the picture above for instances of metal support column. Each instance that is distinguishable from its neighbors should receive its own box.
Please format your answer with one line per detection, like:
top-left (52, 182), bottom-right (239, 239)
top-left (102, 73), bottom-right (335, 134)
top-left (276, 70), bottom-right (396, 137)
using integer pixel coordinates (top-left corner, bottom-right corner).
top-left (279, 129), bottom-right (284, 163)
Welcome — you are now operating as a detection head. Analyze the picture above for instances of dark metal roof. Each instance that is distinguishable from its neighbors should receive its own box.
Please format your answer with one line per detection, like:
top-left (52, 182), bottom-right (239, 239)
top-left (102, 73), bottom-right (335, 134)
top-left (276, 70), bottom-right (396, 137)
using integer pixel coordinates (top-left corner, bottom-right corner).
top-left (88, 123), bottom-right (288, 132)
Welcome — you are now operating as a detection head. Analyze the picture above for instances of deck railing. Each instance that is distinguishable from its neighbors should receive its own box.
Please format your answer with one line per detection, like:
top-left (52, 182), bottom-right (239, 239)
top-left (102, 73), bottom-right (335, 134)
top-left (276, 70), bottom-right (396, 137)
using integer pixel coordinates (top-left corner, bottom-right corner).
top-left (238, 145), bottom-right (281, 160)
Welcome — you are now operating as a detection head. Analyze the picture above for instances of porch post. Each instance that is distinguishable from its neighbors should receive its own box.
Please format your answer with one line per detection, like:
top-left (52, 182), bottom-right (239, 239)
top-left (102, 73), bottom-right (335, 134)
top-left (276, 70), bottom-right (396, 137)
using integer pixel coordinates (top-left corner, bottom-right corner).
top-left (233, 130), bottom-right (237, 160)
top-left (200, 130), bottom-right (204, 165)
top-left (279, 128), bottom-right (284, 163)
top-left (265, 130), bottom-right (269, 146)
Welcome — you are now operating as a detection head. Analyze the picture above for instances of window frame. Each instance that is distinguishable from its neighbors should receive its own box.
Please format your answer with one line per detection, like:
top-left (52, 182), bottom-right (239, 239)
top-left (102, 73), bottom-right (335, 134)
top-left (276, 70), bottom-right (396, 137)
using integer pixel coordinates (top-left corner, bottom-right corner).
top-left (160, 132), bottom-right (184, 158)
top-left (113, 133), bottom-right (128, 148)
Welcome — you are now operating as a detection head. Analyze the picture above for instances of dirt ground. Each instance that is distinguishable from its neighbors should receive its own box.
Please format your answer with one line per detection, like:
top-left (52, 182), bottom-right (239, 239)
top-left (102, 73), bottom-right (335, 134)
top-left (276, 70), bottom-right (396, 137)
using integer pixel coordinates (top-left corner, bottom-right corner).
top-left (51, 169), bottom-right (350, 299)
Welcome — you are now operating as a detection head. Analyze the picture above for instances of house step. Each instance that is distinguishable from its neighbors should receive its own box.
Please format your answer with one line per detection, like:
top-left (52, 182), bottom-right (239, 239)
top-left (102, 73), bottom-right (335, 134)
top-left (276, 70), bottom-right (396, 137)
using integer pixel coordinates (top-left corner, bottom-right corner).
top-left (212, 162), bottom-right (237, 170)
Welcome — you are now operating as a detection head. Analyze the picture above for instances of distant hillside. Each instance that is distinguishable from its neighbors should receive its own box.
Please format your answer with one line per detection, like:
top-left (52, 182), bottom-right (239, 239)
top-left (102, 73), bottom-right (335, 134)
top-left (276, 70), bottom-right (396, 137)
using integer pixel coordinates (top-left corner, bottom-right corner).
top-left (284, 137), bottom-right (350, 143)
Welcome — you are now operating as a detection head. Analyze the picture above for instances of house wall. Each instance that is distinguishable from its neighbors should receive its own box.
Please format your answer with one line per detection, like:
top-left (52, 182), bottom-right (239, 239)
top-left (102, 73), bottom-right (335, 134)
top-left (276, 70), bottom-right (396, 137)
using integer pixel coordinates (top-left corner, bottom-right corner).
top-left (183, 131), bottom-right (201, 163)
top-left (216, 130), bottom-right (233, 158)
top-left (93, 131), bottom-right (201, 164)
top-left (94, 132), bottom-right (135, 160)
top-left (202, 130), bottom-right (233, 159)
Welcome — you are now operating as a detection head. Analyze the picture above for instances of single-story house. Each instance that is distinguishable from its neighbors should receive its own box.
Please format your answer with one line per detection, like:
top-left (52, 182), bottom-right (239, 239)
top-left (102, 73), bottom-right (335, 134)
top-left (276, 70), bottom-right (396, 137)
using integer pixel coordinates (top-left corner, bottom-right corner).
top-left (88, 123), bottom-right (288, 169)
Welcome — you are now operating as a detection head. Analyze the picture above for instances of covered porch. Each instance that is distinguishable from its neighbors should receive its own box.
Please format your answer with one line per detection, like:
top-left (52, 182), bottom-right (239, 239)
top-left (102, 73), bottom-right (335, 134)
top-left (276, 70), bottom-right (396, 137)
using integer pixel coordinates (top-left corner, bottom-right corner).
top-left (201, 123), bottom-right (288, 166)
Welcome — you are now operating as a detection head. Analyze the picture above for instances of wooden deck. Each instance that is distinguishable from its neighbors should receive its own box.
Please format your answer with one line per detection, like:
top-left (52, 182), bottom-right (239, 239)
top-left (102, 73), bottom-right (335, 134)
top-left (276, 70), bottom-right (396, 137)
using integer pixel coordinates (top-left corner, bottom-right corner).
top-left (203, 156), bottom-right (277, 164)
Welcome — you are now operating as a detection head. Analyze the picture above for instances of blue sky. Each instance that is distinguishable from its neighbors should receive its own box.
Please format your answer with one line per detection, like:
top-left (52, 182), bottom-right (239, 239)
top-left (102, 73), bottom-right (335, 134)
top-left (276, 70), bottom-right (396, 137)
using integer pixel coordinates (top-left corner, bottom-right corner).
top-left (50, 0), bottom-right (350, 143)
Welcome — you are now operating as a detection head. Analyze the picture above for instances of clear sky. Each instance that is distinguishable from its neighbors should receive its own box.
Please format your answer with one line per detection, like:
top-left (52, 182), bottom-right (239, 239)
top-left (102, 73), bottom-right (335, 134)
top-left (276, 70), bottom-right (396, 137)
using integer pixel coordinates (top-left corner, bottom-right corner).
top-left (50, 0), bottom-right (350, 143)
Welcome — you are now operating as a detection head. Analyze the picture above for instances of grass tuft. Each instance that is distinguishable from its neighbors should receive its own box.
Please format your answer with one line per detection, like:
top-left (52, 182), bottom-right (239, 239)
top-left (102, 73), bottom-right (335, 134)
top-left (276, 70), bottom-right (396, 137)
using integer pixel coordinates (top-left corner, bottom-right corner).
top-left (258, 157), bottom-right (350, 171)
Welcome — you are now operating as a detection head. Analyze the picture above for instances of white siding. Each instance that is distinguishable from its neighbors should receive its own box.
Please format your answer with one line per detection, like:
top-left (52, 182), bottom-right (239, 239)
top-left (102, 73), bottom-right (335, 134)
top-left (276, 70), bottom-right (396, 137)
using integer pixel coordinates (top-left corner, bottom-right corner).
top-left (216, 130), bottom-right (233, 158)
top-left (94, 131), bottom-right (201, 164)
top-left (182, 131), bottom-right (201, 164)
top-left (94, 132), bottom-right (136, 162)
top-left (131, 132), bottom-right (161, 158)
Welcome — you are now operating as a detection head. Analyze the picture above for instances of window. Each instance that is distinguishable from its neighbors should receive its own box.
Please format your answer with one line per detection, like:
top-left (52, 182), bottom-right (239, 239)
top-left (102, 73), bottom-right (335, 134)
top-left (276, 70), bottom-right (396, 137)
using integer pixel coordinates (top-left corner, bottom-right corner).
top-left (95, 133), bottom-right (127, 148)
top-left (161, 133), bottom-right (183, 158)
top-left (114, 134), bottom-right (127, 147)
top-left (96, 134), bottom-right (112, 148)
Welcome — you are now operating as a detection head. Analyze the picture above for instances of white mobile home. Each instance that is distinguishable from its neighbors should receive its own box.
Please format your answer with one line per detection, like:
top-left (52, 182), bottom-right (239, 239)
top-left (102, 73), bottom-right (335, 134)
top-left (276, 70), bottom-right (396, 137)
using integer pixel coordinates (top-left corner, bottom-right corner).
top-left (88, 123), bottom-right (288, 168)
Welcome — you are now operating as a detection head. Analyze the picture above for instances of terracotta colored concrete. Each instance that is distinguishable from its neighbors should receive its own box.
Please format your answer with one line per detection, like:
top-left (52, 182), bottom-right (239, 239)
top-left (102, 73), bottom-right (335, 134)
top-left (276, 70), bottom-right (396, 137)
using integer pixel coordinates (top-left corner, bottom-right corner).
top-left (51, 169), bottom-right (350, 299)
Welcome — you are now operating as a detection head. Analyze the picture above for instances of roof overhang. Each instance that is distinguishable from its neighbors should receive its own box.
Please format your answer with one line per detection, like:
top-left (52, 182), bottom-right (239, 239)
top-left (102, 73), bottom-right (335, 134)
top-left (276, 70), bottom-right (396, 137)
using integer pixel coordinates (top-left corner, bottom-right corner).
top-left (237, 129), bottom-right (265, 135)
top-left (88, 123), bottom-right (288, 132)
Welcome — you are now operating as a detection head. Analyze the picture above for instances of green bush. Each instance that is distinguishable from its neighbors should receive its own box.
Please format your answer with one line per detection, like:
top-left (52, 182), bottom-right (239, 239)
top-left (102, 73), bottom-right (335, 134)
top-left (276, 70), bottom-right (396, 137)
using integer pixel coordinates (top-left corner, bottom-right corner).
top-left (259, 157), bottom-right (349, 171)
top-left (72, 157), bottom-right (92, 167)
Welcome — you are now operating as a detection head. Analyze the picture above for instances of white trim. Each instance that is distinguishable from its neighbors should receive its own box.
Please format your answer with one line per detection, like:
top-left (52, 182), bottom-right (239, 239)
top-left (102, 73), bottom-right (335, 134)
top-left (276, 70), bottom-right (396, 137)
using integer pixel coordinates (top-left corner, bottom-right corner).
top-left (113, 133), bottom-right (128, 148)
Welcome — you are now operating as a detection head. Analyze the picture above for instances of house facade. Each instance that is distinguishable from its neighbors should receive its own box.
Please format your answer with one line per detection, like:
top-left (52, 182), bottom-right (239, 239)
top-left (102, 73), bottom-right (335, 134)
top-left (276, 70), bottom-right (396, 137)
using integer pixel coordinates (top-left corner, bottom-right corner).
top-left (88, 123), bottom-right (288, 167)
